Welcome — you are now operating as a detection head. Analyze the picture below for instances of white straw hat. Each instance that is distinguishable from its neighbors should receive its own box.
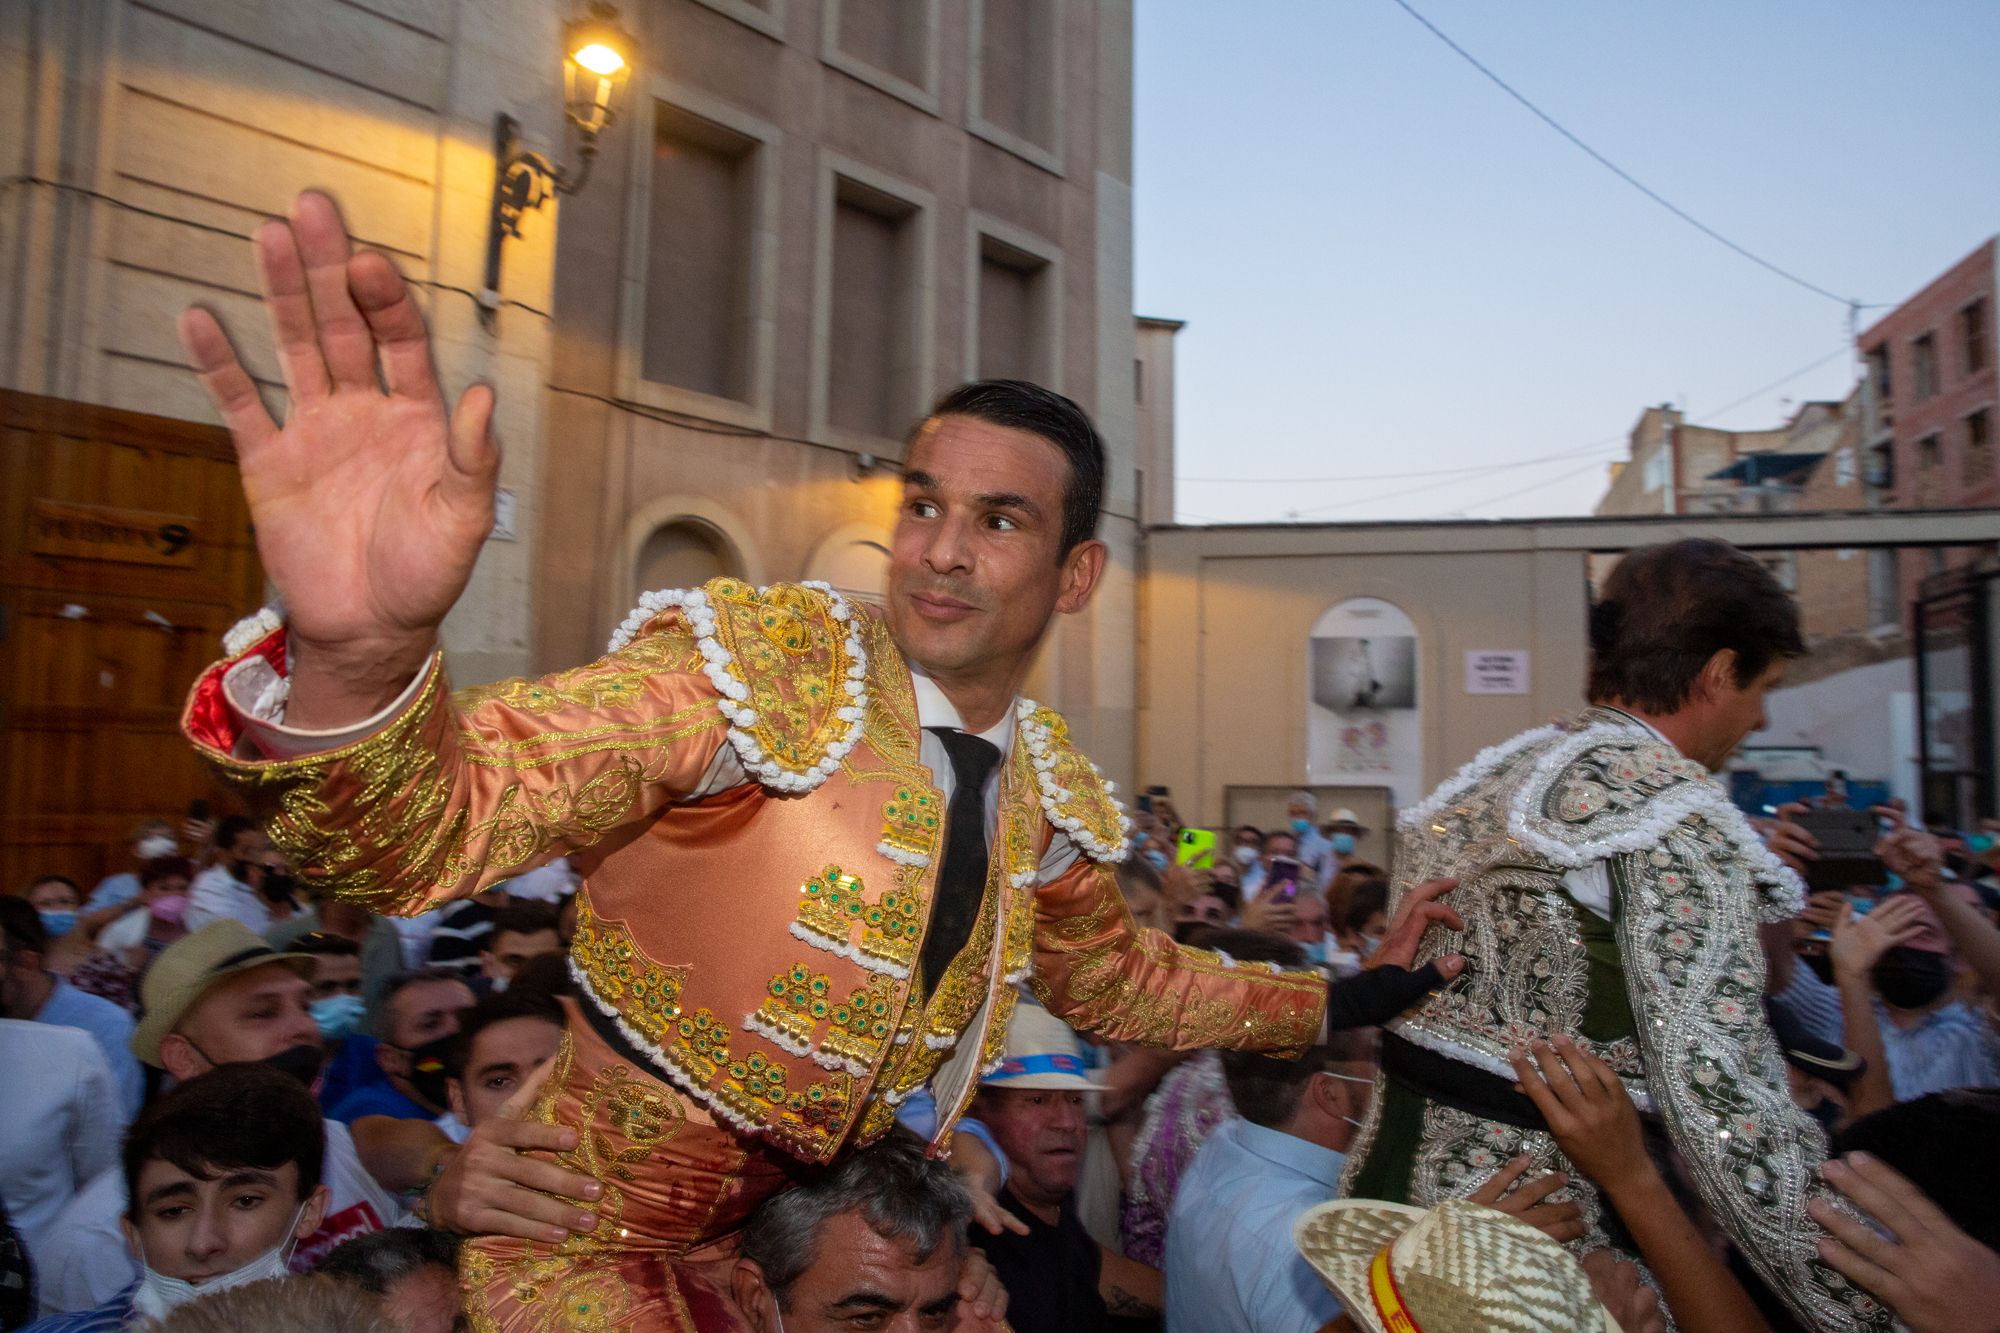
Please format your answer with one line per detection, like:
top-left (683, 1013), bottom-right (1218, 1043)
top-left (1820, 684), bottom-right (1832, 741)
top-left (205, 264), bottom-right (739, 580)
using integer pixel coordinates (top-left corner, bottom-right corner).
top-left (980, 999), bottom-right (1109, 1091)
top-left (1293, 1197), bottom-right (1622, 1333)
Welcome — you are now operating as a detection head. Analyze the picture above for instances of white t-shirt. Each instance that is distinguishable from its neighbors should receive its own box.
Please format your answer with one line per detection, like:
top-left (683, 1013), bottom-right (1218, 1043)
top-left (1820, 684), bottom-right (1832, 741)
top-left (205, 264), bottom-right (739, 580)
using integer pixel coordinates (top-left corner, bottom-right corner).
top-left (95, 907), bottom-right (151, 955)
top-left (0, 1021), bottom-right (121, 1271)
top-left (34, 1116), bottom-right (408, 1316)
top-left (185, 864), bottom-right (270, 934)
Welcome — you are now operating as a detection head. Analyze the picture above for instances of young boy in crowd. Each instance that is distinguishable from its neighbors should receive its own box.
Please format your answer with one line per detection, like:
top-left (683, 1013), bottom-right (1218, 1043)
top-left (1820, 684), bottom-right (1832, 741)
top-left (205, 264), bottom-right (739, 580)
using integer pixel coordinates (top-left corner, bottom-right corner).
top-left (24, 1063), bottom-right (328, 1331)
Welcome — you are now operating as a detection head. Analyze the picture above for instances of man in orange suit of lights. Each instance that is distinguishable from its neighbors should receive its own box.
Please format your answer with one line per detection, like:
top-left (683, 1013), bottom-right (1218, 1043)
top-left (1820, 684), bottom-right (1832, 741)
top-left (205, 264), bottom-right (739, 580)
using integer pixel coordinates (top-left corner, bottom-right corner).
top-left (177, 192), bottom-right (1461, 1332)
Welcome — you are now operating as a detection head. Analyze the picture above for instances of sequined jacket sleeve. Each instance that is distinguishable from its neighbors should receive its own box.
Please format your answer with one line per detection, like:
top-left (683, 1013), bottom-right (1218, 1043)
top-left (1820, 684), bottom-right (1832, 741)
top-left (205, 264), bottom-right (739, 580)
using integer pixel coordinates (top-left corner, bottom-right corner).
top-left (184, 612), bottom-right (734, 916)
top-left (1612, 825), bottom-right (1898, 1333)
top-left (1029, 860), bottom-right (1328, 1056)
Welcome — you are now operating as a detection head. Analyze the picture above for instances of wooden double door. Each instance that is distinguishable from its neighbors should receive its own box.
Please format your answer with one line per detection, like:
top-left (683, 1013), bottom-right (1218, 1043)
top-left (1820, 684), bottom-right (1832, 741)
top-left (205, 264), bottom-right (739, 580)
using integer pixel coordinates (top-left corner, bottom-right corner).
top-left (1, 390), bottom-right (263, 894)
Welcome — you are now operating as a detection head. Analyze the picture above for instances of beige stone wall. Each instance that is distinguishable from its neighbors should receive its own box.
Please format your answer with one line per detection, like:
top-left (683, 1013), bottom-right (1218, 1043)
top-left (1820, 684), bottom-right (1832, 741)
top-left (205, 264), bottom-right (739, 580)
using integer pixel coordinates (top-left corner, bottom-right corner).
top-left (0, 0), bottom-right (566, 686)
top-left (535, 0), bottom-right (1141, 782)
top-left (0, 0), bottom-right (1143, 782)
top-left (1140, 523), bottom-right (1591, 826)
top-left (1133, 315), bottom-right (1182, 529)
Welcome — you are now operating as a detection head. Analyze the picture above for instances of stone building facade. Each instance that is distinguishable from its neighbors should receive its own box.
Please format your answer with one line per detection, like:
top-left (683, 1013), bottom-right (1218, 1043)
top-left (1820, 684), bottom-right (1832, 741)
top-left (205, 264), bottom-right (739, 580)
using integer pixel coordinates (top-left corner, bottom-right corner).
top-left (1, 0), bottom-right (1147, 782)
top-left (531, 0), bottom-right (1143, 778)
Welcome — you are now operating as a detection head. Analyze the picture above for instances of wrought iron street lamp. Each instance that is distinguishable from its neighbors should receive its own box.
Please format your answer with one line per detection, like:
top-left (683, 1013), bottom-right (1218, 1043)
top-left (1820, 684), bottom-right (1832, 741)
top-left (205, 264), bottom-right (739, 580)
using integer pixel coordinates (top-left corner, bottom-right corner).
top-left (481, 2), bottom-right (635, 322)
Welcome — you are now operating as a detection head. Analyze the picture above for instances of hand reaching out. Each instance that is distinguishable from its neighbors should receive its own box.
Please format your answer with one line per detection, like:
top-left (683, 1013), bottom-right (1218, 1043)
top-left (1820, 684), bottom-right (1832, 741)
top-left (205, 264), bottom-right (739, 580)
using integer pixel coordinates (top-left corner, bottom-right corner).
top-left (1765, 802), bottom-right (1821, 877)
top-left (425, 1058), bottom-right (603, 1243)
top-left (1809, 1152), bottom-right (2000, 1333)
top-left (1373, 878), bottom-right (1464, 975)
top-left (1828, 897), bottom-right (1928, 982)
top-left (177, 190), bottom-right (499, 727)
top-left (1509, 1036), bottom-right (1653, 1202)
top-left (1580, 1251), bottom-right (1666, 1333)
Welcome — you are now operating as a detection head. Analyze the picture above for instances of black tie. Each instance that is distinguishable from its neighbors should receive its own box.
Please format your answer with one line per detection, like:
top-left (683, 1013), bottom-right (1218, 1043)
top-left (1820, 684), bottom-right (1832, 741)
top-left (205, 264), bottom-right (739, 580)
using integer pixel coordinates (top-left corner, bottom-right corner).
top-left (920, 727), bottom-right (1003, 1000)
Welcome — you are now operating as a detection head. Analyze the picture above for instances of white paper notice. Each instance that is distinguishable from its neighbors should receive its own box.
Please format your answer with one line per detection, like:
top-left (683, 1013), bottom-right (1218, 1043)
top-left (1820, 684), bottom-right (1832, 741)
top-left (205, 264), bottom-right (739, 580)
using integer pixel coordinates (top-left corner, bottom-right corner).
top-left (1465, 650), bottom-right (1529, 695)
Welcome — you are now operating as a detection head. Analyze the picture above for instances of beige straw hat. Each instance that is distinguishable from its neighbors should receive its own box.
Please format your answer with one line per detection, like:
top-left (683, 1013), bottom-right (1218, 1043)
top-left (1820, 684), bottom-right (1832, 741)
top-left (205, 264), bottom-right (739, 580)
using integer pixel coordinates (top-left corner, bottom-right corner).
top-left (131, 919), bottom-right (315, 1067)
top-left (1293, 1197), bottom-right (1623, 1333)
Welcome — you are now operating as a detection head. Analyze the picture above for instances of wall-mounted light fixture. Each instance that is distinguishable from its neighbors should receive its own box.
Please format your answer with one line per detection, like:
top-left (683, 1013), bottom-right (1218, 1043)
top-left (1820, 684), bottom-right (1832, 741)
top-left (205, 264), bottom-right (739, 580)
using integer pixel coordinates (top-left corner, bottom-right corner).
top-left (480, 2), bottom-right (635, 324)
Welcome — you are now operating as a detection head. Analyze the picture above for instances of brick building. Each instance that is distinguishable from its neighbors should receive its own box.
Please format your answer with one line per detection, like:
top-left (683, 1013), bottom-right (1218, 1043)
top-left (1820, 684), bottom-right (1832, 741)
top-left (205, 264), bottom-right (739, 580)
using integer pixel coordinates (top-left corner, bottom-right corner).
top-left (1858, 236), bottom-right (1998, 620)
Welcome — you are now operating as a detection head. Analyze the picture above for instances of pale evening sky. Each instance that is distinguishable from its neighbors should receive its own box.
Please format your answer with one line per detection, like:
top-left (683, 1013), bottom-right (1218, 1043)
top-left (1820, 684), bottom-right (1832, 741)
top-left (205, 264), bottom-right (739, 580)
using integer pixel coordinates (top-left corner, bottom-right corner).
top-left (1133, 0), bottom-right (2000, 523)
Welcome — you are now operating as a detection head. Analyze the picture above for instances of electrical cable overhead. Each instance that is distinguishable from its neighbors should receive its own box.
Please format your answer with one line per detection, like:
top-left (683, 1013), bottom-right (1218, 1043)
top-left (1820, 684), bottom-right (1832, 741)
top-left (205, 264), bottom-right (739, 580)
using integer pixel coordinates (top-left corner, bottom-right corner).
top-left (1199, 339), bottom-right (1854, 521)
top-left (1381, 0), bottom-right (1882, 311)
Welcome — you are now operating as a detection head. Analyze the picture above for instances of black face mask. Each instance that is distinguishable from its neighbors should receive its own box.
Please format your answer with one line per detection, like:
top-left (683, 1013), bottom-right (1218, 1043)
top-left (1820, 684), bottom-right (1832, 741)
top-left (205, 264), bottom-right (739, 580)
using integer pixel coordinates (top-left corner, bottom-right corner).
top-left (260, 1042), bottom-right (326, 1090)
top-left (1806, 1096), bottom-right (1843, 1135)
top-left (259, 871), bottom-right (297, 905)
top-left (1873, 947), bottom-right (1954, 1010)
top-left (398, 1033), bottom-right (456, 1112)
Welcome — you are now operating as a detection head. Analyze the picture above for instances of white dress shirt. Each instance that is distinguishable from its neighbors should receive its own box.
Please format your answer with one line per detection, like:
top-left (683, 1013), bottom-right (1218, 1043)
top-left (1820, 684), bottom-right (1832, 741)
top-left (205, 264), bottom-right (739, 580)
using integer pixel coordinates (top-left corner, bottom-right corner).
top-left (0, 1021), bottom-right (121, 1274)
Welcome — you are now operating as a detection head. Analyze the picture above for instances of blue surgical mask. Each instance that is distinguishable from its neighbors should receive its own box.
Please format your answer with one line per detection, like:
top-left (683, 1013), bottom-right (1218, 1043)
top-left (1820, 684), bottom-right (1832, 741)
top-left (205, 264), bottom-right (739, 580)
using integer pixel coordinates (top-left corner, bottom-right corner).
top-left (1143, 848), bottom-right (1170, 874)
top-left (38, 910), bottom-right (77, 939)
top-left (1233, 845), bottom-right (1260, 868)
top-left (1290, 817), bottom-right (1313, 837)
top-left (1331, 832), bottom-right (1358, 856)
top-left (1358, 935), bottom-right (1380, 960)
top-left (309, 993), bottom-right (367, 1041)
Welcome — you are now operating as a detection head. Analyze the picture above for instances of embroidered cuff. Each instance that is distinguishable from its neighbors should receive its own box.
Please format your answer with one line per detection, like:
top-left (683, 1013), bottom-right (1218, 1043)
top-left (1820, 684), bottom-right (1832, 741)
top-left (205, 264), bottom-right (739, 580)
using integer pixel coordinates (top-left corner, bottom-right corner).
top-left (222, 644), bottom-right (435, 760)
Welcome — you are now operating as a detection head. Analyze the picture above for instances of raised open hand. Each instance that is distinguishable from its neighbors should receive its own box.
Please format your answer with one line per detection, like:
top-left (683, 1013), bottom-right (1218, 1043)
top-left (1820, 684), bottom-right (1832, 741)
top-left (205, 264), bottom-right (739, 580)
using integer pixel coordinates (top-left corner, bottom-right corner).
top-left (177, 190), bottom-right (498, 726)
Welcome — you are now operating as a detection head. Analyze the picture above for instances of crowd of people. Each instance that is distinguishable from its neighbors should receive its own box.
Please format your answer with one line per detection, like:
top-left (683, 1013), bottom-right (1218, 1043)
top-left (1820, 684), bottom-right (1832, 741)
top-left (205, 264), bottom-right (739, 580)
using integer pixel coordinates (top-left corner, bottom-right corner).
top-left (3, 777), bottom-right (1997, 1332)
top-left (9, 193), bottom-right (1995, 1331)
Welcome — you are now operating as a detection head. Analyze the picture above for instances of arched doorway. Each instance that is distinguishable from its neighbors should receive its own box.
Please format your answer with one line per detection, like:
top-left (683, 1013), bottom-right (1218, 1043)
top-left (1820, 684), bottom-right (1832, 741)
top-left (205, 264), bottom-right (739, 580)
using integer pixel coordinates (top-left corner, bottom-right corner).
top-left (633, 519), bottom-right (738, 600)
top-left (805, 530), bottom-right (892, 605)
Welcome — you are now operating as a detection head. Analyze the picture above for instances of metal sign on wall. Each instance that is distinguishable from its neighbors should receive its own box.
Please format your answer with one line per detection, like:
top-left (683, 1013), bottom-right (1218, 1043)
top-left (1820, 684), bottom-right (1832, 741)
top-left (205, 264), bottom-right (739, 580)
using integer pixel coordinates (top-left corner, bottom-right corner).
top-left (28, 499), bottom-right (197, 568)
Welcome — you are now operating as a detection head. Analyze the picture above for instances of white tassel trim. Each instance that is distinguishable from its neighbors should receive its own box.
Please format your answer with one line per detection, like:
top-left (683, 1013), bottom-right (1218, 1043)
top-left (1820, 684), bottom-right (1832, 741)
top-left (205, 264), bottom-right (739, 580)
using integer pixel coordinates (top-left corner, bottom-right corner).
top-left (222, 605), bottom-right (286, 657)
top-left (569, 958), bottom-right (767, 1139)
top-left (877, 841), bottom-right (932, 869)
top-left (1499, 722), bottom-right (1807, 913)
top-left (787, 920), bottom-right (912, 980)
top-left (742, 1013), bottom-right (814, 1058)
top-left (1398, 724), bottom-right (1567, 831)
top-left (1015, 698), bottom-right (1131, 863)
top-left (606, 581), bottom-right (870, 796)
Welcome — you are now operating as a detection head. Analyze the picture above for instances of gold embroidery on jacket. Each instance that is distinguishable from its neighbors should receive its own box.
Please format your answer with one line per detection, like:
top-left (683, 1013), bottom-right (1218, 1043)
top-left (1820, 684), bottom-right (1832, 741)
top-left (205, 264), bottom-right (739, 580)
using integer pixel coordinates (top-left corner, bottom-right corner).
top-left (707, 579), bottom-right (858, 773)
top-left (795, 868), bottom-right (923, 975)
top-left (220, 621), bottom-right (724, 913)
top-left (571, 895), bottom-right (858, 1160)
top-left (460, 1042), bottom-right (684, 1333)
top-left (1030, 873), bottom-right (1326, 1051)
top-left (747, 963), bottom-right (898, 1075)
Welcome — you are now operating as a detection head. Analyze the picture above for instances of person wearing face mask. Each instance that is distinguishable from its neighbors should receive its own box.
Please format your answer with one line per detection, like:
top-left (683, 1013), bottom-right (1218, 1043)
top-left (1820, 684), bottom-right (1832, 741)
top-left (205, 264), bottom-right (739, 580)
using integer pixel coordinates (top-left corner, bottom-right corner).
top-left (1282, 792), bottom-right (1336, 885)
top-left (82, 821), bottom-right (182, 918)
top-left (183, 817), bottom-right (278, 934)
top-left (1229, 825), bottom-right (1265, 873)
top-left (1322, 807), bottom-right (1367, 868)
top-left (1854, 893), bottom-right (2000, 1102)
top-left (1323, 878), bottom-right (1390, 976)
top-left (1166, 1021), bottom-right (1583, 1333)
top-left (1163, 1024), bottom-right (1380, 1333)
top-left (293, 933), bottom-right (383, 1117)
top-left (329, 968), bottom-right (475, 1126)
top-left (29, 922), bottom-right (405, 1319)
top-left (0, 896), bottom-right (145, 1121)
top-left (20, 1062), bottom-right (329, 1333)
